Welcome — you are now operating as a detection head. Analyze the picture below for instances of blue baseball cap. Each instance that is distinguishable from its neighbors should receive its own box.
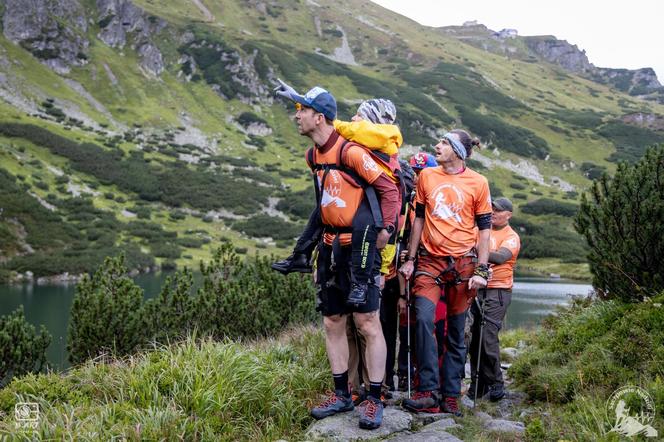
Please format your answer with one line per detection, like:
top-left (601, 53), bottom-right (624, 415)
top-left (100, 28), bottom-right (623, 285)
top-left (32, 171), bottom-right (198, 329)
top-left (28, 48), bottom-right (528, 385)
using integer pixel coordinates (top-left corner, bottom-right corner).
top-left (291, 86), bottom-right (337, 121)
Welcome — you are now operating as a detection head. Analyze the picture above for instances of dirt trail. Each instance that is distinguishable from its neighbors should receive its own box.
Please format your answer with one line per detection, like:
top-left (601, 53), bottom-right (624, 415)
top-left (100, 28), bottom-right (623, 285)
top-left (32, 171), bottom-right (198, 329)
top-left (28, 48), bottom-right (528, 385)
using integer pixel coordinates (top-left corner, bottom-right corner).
top-left (191, 0), bottom-right (214, 22)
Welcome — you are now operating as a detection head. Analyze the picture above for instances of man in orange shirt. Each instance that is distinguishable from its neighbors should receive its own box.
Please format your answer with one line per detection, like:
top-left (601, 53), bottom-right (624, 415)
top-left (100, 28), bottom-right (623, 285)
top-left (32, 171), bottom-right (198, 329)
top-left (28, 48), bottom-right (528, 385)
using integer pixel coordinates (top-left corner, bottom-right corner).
top-left (468, 197), bottom-right (520, 402)
top-left (288, 86), bottom-right (400, 430)
top-left (400, 130), bottom-right (492, 416)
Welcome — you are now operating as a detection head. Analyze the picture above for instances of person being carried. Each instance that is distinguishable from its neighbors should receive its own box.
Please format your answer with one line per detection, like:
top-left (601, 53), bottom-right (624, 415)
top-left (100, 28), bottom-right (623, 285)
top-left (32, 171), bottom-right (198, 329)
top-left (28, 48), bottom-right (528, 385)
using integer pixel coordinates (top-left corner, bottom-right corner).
top-left (468, 197), bottom-right (520, 403)
top-left (282, 85), bottom-right (399, 429)
top-left (272, 79), bottom-right (403, 306)
top-left (399, 130), bottom-right (492, 417)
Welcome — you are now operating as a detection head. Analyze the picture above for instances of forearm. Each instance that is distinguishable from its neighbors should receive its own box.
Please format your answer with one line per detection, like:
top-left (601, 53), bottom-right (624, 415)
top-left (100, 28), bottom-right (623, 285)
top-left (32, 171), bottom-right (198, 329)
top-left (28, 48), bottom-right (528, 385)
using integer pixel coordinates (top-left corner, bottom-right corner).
top-left (408, 217), bottom-right (424, 257)
top-left (477, 229), bottom-right (490, 265)
top-left (489, 248), bottom-right (512, 265)
top-left (372, 174), bottom-right (399, 228)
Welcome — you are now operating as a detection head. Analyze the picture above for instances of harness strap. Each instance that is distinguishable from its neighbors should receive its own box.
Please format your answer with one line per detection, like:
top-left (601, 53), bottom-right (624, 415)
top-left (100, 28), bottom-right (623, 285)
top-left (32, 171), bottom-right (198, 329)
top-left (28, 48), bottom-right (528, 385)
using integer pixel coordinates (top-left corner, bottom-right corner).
top-left (414, 256), bottom-right (468, 287)
top-left (309, 141), bottom-right (384, 229)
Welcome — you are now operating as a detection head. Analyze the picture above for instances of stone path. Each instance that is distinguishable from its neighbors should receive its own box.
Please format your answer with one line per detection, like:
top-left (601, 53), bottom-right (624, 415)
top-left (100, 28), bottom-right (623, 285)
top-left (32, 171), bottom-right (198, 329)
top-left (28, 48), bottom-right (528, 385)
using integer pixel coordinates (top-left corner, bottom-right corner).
top-left (305, 364), bottom-right (527, 441)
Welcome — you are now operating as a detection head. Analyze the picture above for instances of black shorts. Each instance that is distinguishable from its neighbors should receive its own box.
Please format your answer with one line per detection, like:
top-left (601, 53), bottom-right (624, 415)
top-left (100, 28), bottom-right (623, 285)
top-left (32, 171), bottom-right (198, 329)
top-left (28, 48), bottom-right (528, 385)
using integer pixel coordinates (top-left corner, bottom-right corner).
top-left (316, 243), bottom-right (381, 316)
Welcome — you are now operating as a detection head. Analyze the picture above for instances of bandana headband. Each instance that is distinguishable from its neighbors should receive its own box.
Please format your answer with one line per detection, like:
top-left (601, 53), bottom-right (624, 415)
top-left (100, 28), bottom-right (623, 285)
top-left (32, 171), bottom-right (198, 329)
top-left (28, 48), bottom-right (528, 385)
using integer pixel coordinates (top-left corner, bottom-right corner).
top-left (442, 132), bottom-right (467, 160)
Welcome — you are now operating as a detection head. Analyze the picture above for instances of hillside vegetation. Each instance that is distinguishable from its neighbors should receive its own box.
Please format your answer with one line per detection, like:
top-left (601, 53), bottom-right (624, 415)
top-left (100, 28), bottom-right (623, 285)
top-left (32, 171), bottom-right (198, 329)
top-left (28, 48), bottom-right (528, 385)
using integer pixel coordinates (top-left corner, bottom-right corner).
top-left (1, 0), bottom-right (664, 280)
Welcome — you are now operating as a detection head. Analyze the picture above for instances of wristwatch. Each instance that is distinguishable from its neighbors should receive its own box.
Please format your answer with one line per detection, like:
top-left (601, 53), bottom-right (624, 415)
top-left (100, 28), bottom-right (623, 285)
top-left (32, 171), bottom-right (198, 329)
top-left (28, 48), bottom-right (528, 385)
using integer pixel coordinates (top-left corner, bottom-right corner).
top-left (384, 225), bottom-right (395, 235)
top-left (404, 254), bottom-right (415, 262)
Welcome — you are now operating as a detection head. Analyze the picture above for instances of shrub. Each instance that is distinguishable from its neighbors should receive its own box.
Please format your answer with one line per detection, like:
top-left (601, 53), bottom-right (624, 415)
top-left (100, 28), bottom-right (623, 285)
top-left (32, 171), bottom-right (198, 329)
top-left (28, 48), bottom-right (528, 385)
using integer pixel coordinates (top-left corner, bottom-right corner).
top-left (0, 307), bottom-right (51, 386)
top-left (576, 146), bottom-right (664, 300)
top-left (66, 245), bottom-right (317, 365)
top-left (67, 255), bottom-right (145, 364)
top-left (521, 198), bottom-right (578, 217)
top-left (233, 214), bottom-right (303, 241)
top-left (237, 111), bottom-right (268, 128)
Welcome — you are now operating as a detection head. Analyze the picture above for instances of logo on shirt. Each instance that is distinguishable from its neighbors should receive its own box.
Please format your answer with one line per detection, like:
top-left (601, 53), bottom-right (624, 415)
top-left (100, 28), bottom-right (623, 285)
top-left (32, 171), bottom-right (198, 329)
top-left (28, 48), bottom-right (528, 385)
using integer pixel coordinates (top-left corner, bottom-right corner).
top-left (362, 153), bottom-right (378, 172)
top-left (319, 170), bottom-right (347, 208)
top-left (431, 183), bottom-right (464, 223)
top-left (505, 237), bottom-right (518, 249)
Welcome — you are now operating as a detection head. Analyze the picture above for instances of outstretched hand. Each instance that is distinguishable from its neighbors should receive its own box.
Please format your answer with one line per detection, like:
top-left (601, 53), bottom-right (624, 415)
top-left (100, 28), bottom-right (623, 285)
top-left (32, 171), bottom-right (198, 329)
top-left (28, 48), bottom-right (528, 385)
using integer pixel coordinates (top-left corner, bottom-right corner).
top-left (273, 78), bottom-right (298, 101)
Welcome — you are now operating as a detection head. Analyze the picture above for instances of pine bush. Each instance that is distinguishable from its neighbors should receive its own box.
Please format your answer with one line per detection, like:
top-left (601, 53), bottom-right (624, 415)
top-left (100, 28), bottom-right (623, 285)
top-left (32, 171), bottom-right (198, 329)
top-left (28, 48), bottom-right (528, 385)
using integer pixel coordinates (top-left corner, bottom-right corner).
top-left (575, 146), bottom-right (664, 300)
top-left (0, 307), bottom-right (51, 386)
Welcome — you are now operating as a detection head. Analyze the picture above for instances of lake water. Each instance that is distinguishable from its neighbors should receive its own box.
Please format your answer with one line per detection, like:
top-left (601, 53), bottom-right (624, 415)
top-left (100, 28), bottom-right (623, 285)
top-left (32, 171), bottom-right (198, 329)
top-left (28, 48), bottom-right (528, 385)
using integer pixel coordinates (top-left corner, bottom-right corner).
top-left (0, 275), bottom-right (592, 370)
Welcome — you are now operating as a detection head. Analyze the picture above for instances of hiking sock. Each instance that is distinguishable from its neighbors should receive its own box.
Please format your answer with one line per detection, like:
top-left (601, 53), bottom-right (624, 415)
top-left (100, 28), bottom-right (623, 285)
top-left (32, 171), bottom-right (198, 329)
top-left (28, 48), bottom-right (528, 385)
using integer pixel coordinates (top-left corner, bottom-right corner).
top-left (333, 371), bottom-right (350, 397)
top-left (368, 381), bottom-right (382, 400)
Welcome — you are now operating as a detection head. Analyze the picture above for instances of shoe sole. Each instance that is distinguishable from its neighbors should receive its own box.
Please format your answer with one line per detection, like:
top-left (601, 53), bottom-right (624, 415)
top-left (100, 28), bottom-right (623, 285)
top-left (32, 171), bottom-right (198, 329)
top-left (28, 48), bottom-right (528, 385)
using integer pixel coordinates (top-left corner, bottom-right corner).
top-left (270, 265), bottom-right (290, 275)
top-left (359, 420), bottom-right (381, 430)
top-left (310, 405), bottom-right (354, 420)
top-left (402, 404), bottom-right (440, 413)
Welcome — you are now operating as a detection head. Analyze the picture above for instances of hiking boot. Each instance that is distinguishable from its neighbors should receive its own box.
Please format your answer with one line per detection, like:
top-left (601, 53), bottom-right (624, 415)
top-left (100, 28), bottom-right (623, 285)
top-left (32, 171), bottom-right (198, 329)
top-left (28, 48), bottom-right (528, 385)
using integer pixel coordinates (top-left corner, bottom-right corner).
top-left (310, 391), bottom-right (354, 420)
top-left (402, 390), bottom-right (440, 413)
top-left (271, 253), bottom-right (311, 274)
top-left (358, 397), bottom-right (383, 430)
top-left (441, 396), bottom-right (462, 417)
top-left (488, 383), bottom-right (505, 402)
top-left (467, 383), bottom-right (488, 401)
top-left (347, 282), bottom-right (368, 306)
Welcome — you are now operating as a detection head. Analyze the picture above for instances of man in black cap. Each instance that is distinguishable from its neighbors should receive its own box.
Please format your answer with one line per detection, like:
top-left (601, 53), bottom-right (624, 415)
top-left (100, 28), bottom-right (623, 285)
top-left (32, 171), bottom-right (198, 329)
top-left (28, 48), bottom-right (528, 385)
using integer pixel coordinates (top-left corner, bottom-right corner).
top-left (468, 197), bottom-right (521, 402)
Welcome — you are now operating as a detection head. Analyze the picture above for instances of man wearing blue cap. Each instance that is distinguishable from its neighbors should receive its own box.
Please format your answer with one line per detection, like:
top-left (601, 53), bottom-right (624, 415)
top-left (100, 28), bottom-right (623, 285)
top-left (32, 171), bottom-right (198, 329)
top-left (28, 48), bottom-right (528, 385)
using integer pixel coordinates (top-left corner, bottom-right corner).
top-left (283, 85), bottom-right (400, 430)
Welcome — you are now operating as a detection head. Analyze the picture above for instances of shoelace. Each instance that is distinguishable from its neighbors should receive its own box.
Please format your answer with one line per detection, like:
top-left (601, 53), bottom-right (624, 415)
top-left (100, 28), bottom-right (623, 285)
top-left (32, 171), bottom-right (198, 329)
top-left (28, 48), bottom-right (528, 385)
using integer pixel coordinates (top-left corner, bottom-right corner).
top-left (360, 400), bottom-right (378, 419)
top-left (317, 391), bottom-right (339, 408)
top-left (445, 397), bottom-right (459, 411)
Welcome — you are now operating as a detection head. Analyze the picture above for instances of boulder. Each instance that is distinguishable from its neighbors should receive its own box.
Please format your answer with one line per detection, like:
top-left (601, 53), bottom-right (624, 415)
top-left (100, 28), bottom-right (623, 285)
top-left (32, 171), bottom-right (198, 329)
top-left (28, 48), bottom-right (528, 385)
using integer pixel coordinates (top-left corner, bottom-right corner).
top-left (411, 412), bottom-right (455, 427)
top-left (305, 408), bottom-right (412, 441)
top-left (484, 418), bottom-right (525, 435)
top-left (388, 430), bottom-right (463, 442)
top-left (420, 418), bottom-right (461, 432)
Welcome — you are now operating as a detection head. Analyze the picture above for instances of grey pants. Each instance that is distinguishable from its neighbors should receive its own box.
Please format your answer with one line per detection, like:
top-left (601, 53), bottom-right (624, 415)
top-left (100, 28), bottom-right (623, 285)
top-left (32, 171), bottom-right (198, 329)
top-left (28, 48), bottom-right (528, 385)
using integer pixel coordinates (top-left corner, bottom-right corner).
top-left (469, 288), bottom-right (512, 389)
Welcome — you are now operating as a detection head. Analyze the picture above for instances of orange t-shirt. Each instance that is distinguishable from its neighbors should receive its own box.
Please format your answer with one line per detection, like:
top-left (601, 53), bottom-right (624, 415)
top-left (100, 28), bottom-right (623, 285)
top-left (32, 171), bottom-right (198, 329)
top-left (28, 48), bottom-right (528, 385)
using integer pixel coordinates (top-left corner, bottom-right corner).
top-left (308, 136), bottom-right (383, 245)
top-left (415, 167), bottom-right (492, 257)
top-left (488, 225), bottom-right (521, 289)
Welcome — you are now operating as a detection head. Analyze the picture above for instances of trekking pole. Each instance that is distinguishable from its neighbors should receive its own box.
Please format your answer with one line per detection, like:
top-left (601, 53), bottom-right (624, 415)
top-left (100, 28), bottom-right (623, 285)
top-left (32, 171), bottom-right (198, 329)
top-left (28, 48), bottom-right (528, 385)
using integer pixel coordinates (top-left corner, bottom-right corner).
top-left (405, 276), bottom-right (412, 398)
top-left (472, 289), bottom-right (487, 409)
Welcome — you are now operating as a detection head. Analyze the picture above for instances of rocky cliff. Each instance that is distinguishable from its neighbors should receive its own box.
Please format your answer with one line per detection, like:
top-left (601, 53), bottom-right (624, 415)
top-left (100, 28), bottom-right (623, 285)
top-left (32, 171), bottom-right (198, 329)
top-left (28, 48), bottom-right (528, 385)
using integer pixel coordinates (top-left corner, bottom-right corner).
top-left (1, 0), bottom-right (166, 75)
top-left (2, 0), bottom-right (89, 74)
top-left (524, 36), bottom-right (594, 73)
top-left (96, 0), bottom-right (167, 75)
top-left (524, 35), bottom-right (662, 98)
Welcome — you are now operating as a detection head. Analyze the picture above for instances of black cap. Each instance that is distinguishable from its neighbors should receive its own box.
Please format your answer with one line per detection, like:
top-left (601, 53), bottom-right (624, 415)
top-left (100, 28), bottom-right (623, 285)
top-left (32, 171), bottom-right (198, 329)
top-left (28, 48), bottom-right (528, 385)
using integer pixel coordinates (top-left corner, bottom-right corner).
top-left (492, 197), bottom-right (513, 212)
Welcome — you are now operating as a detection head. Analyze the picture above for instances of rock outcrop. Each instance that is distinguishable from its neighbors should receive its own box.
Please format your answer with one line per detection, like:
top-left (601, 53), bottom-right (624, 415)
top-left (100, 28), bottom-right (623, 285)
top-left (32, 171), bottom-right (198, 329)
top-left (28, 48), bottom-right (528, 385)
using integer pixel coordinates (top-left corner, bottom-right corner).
top-left (2, 0), bottom-right (89, 73)
top-left (525, 36), bottom-right (593, 73)
top-left (96, 0), bottom-right (167, 75)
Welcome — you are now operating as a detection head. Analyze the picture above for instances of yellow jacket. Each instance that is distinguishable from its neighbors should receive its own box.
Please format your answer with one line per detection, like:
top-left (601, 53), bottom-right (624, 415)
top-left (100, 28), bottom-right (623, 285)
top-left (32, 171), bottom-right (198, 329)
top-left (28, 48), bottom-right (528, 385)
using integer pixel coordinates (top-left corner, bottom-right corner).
top-left (334, 120), bottom-right (402, 156)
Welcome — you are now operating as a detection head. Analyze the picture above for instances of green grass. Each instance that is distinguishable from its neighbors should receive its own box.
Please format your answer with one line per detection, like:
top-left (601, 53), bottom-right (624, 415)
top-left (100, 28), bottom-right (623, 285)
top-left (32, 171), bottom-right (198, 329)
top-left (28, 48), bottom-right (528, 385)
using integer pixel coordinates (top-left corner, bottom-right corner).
top-left (509, 294), bottom-right (664, 440)
top-left (0, 326), bottom-right (329, 441)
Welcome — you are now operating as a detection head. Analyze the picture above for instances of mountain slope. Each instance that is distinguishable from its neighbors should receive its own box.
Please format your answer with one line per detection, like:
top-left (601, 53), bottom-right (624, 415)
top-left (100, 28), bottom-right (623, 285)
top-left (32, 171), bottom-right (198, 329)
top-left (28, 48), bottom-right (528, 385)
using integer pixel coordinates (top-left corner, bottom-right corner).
top-left (1, 0), bottom-right (663, 281)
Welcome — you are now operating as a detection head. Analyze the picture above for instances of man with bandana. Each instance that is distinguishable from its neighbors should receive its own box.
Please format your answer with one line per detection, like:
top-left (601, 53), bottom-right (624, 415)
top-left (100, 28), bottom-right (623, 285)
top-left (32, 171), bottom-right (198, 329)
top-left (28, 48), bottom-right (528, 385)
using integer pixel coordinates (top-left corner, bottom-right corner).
top-left (399, 129), bottom-right (491, 416)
